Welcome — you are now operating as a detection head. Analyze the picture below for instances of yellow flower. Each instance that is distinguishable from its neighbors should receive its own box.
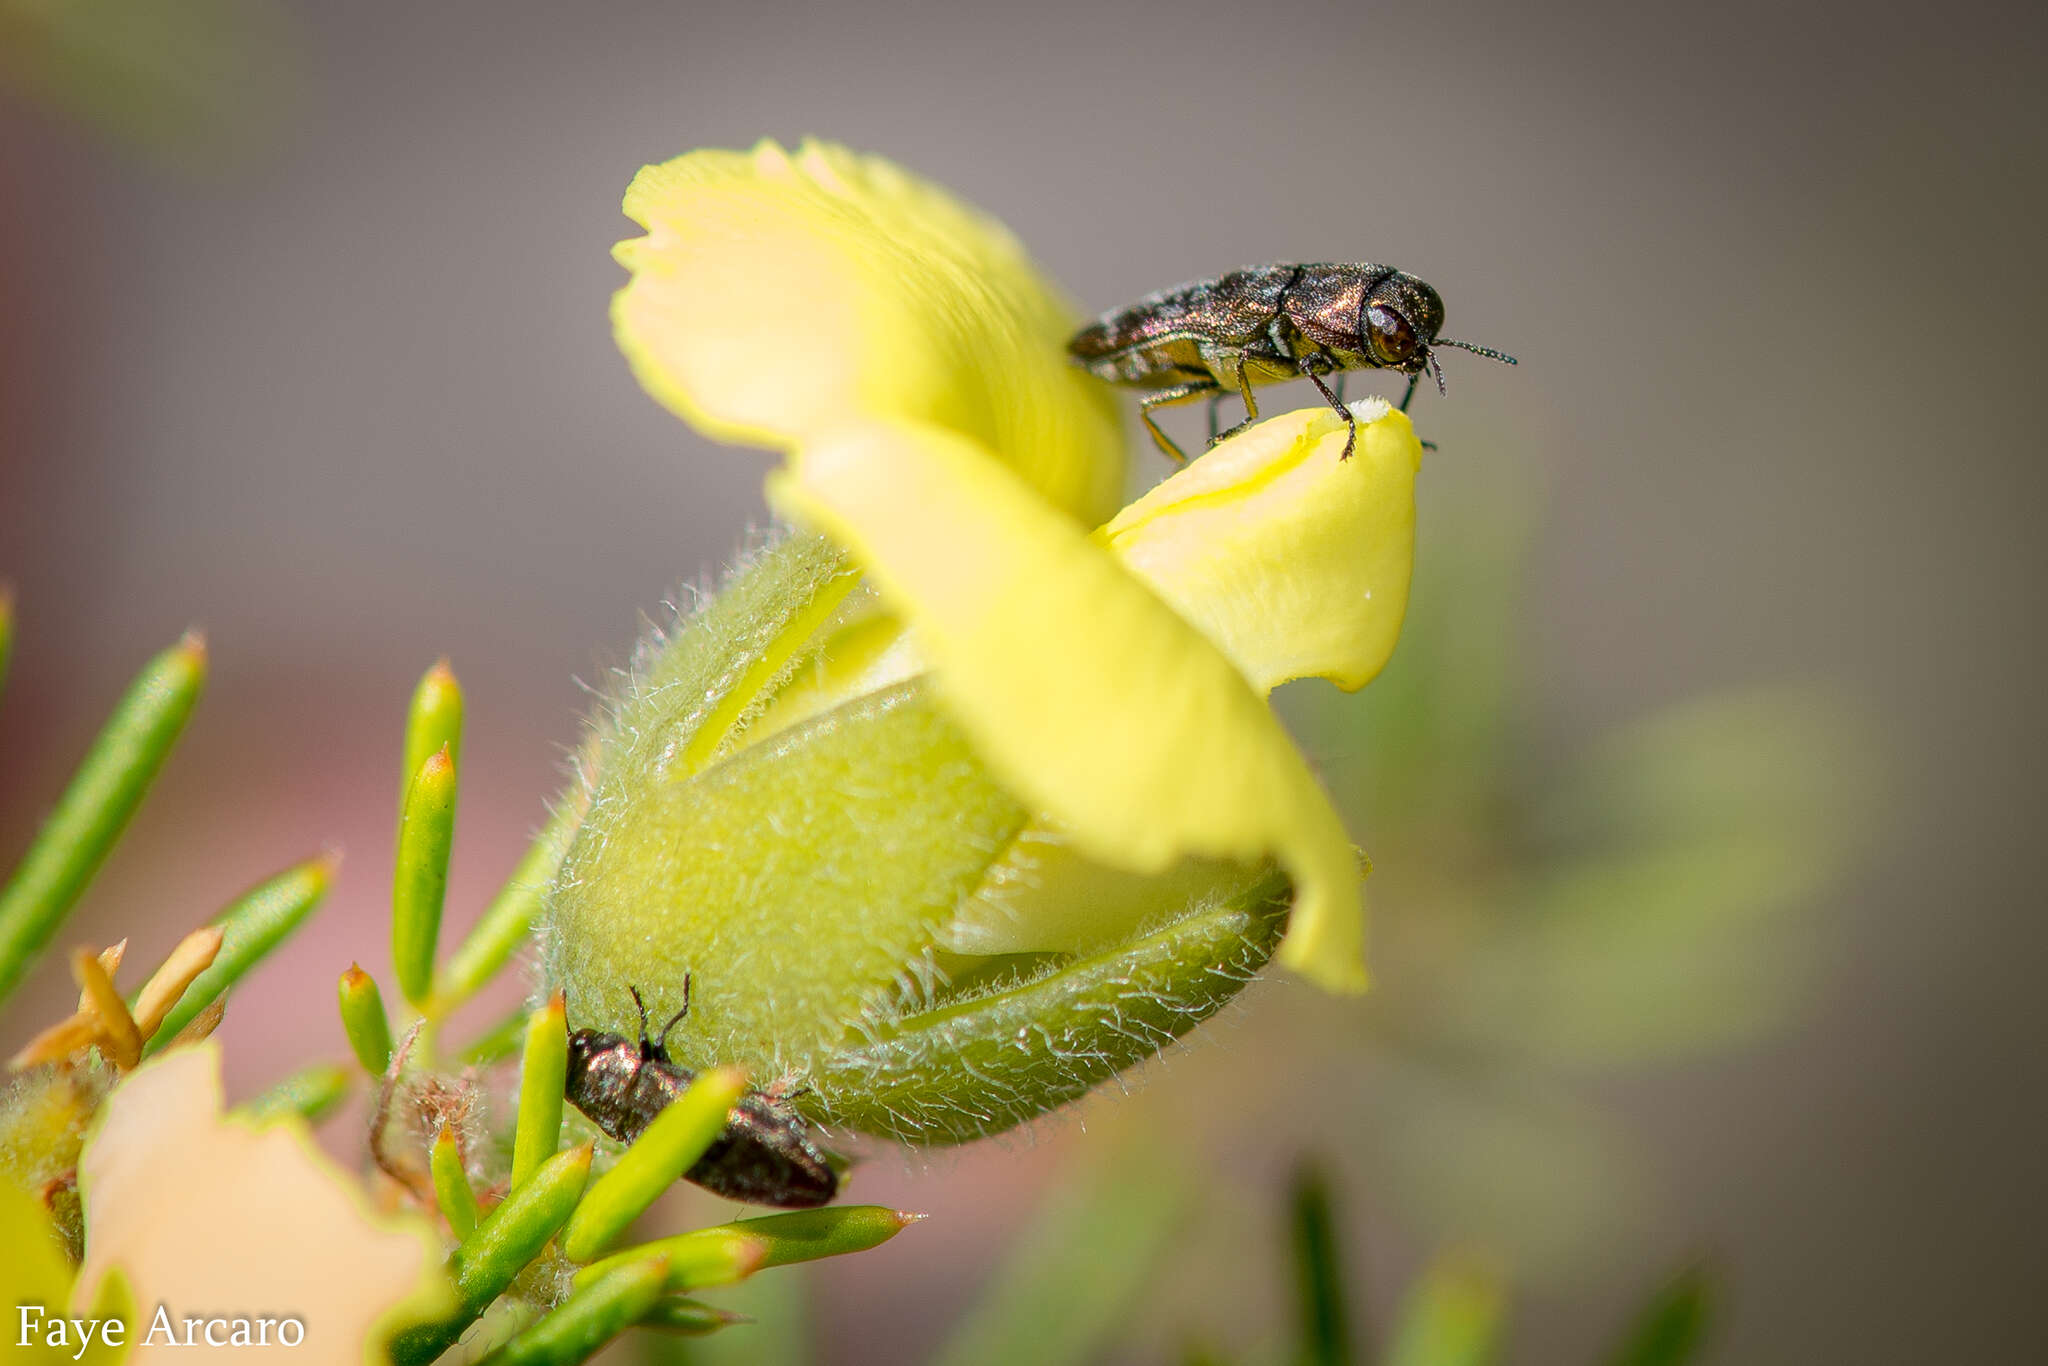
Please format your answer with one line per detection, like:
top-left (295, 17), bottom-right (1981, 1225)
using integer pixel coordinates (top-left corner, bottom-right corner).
top-left (66, 1045), bottom-right (452, 1365)
top-left (609, 139), bottom-right (1418, 995)
top-left (612, 139), bottom-right (1127, 525)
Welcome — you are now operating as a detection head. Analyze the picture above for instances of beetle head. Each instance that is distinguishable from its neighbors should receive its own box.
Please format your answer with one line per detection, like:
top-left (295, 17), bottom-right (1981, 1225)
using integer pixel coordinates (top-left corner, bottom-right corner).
top-left (1358, 273), bottom-right (1446, 373)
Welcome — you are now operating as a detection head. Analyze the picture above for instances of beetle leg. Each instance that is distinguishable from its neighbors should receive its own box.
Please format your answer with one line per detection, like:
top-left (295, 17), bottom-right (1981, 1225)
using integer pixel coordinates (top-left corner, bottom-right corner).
top-left (764, 1076), bottom-right (814, 1105)
top-left (1138, 379), bottom-right (1219, 463)
top-left (1398, 371), bottom-right (1421, 411)
top-left (1298, 356), bottom-right (1358, 461)
top-left (1205, 363), bottom-right (1262, 449)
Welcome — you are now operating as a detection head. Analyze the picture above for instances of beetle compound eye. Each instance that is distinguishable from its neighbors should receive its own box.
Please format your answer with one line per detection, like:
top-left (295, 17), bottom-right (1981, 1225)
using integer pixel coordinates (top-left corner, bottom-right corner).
top-left (1366, 304), bottom-right (1418, 366)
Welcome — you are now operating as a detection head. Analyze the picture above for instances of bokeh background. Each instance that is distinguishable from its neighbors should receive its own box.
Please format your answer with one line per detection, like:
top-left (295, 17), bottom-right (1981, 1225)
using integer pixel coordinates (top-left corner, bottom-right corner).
top-left (2, 1), bottom-right (2042, 1361)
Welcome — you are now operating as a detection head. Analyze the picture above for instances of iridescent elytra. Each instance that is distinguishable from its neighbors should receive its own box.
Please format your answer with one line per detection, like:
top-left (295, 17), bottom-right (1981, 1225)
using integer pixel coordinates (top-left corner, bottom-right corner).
top-left (564, 982), bottom-right (838, 1209)
top-left (1068, 262), bottom-right (1514, 462)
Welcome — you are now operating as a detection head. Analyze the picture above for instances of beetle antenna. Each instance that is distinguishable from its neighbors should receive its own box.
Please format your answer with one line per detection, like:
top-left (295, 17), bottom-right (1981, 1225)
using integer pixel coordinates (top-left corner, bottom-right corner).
top-left (1434, 337), bottom-right (1518, 365)
top-left (655, 973), bottom-right (691, 1055)
top-left (629, 985), bottom-right (653, 1050)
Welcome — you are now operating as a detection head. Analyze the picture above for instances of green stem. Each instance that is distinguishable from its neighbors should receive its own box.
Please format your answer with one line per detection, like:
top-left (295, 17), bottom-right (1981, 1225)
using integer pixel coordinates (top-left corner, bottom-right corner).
top-left (1291, 1163), bottom-right (1352, 1366)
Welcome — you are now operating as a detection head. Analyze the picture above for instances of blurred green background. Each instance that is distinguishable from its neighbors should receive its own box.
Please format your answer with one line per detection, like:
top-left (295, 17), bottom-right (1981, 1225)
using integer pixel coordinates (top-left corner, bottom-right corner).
top-left (1, 1), bottom-right (2041, 1362)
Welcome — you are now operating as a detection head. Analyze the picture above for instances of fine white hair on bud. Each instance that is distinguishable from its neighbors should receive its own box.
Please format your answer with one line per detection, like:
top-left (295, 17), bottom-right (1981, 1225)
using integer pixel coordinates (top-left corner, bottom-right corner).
top-left (540, 530), bottom-right (1288, 1146)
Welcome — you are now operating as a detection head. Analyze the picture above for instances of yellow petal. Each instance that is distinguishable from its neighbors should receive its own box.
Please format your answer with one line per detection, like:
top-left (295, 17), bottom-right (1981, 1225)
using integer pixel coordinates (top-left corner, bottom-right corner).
top-left (613, 139), bottom-right (1126, 523)
top-left (73, 1045), bottom-right (453, 1364)
top-left (770, 419), bottom-right (1368, 991)
top-left (1098, 398), bottom-right (1422, 694)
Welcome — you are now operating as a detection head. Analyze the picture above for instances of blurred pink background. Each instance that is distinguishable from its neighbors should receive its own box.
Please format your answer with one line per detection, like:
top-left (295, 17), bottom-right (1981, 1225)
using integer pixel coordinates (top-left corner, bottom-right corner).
top-left (2, 1), bottom-right (2043, 1361)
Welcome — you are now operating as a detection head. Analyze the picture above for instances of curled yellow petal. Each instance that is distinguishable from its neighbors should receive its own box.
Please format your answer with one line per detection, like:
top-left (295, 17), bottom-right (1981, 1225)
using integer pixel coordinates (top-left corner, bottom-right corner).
top-left (770, 419), bottom-right (1368, 992)
top-left (613, 138), bottom-right (1125, 522)
top-left (1099, 398), bottom-right (1422, 694)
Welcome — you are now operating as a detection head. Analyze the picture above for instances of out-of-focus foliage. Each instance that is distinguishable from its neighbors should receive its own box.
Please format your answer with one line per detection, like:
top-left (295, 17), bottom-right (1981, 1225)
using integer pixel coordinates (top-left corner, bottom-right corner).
top-left (661, 491), bottom-right (1865, 1365)
top-left (0, 629), bottom-right (919, 1366)
top-left (1276, 491), bottom-right (1876, 1261)
top-left (0, 0), bottom-right (295, 169)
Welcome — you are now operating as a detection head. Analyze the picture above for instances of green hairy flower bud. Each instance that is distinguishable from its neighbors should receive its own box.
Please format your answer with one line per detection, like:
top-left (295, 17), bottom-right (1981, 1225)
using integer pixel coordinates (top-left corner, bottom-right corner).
top-left (540, 531), bottom-right (1287, 1144)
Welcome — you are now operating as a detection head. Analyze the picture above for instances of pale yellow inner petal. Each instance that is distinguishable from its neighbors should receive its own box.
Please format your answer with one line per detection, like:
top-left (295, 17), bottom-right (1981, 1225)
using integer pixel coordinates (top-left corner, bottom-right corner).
top-left (1099, 398), bottom-right (1422, 695)
top-left (771, 418), bottom-right (1369, 992)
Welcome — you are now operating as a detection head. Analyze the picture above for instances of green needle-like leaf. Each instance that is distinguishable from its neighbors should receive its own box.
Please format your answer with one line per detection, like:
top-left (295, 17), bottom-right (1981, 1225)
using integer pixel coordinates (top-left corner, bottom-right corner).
top-left (401, 659), bottom-right (465, 816)
top-left (1292, 1164), bottom-right (1352, 1366)
top-left (585, 1231), bottom-right (765, 1298)
top-left (0, 630), bottom-right (206, 1006)
top-left (1383, 1253), bottom-right (1506, 1366)
top-left (574, 1206), bottom-right (920, 1292)
top-left (392, 745), bottom-right (457, 1009)
top-left (637, 1297), bottom-right (746, 1337)
top-left (927, 1144), bottom-right (1189, 1366)
top-left (432, 1123), bottom-right (481, 1239)
top-left (473, 1256), bottom-right (669, 1366)
top-left (437, 800), bottom-right (580, 1008)
top-left (635, 1272), bottom-right (805, 1366)
top-left (390, 1141), bottom-right (594, 1366)
top-left (145, 852), bottom-right (338, 1052)
top-left (512, 991), bottom-right (568, 1188)
top-left (1599, 1262), bottom-right (1713, 1366)
top-left (561, 1066), bottom-right (748, 1263)
top-left (457, 1004), bottom-right (532, 1067)
top-left (338, 963), bottom-right (394, 1074)
top-left (234, 1061), bottom-right (353, 1124)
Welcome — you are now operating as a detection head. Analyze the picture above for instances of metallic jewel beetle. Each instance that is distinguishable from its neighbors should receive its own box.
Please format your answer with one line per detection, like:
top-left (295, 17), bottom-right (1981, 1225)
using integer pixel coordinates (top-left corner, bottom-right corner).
top-left (564, 980), bottom-right (839, 1209)
top-left (1067, 262), bottom-right (1515, 462)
